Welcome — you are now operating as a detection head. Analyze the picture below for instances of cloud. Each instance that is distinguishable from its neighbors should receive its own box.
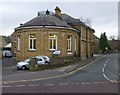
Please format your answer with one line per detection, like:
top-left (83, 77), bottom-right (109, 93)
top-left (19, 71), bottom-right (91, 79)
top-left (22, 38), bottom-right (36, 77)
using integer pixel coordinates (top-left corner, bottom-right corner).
top-left (0, 2), bottom-right (118, 38)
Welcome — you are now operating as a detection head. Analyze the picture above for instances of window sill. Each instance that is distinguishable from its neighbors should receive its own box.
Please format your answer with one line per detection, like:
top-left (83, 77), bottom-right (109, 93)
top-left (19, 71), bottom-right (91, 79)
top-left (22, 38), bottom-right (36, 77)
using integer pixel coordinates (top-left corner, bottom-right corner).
top-left (29, 49), bottom-right (37, 52)
top-left (67, 52), bottom-right (72, 55)
top-left (67, 50), bottom-right (72, 52)
top-left (17, 50), bottom-right (20, 52)
top-left (49, 49), bottom-right (57, 51)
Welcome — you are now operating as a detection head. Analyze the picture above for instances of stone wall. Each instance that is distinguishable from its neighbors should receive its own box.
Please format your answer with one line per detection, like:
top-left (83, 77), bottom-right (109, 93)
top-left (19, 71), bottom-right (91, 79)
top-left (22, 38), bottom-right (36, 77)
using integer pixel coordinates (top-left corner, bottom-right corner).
top-left (11, 27), bottom-right (79, 61)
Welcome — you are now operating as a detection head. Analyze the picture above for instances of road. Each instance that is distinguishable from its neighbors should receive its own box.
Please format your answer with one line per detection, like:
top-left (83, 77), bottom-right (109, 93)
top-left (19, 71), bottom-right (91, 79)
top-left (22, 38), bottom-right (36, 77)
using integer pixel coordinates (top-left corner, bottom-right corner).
top-left (2, 53), bottom-right (119, 94)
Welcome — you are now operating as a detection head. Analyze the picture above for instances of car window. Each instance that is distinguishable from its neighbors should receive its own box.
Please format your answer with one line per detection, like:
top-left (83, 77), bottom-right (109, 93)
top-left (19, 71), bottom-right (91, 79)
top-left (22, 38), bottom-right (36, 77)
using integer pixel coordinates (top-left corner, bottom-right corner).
top-left (37, 58), bottom-right (42, 61)
top-left (43, 57), bottom-right (47, 60)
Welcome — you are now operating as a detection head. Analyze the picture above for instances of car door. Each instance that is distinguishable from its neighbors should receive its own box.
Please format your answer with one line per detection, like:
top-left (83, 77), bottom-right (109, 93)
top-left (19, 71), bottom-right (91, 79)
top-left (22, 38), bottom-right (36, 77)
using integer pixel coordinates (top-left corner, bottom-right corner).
top-left (37, 58), bottom-right (45, 65)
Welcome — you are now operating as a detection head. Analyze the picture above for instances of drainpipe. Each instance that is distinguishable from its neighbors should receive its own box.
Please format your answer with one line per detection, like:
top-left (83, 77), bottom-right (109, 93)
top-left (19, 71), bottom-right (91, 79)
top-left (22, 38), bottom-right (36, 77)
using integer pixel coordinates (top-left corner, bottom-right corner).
top-left (86, 28), bottom-right (88, 58)
top-left (78, 31), bottom-right (81, 57)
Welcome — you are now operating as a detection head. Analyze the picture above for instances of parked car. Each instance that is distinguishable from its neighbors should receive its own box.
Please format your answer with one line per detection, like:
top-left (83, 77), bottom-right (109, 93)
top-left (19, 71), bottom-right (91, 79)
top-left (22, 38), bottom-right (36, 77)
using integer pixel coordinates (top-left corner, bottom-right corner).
top-left (36, 56), bottom-right (50, 63)
top-left (16, 58), bottom-right (30, 70)
top-left (16, 57), bottom-right (47, 70)
top-left (3, 50), bottom-right (12, 58)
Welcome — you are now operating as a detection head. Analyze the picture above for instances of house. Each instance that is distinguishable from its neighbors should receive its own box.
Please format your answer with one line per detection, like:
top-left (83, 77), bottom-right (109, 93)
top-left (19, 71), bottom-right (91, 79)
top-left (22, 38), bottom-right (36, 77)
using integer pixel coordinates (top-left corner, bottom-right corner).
top-left (2, 43), bottom-right (12, 57)
top-left (109, 39), bottom-right (118, 53)
top-left (11, 6), bottom-right (95, 61)
top-left (93, 35), bottom-right (100, 54)
top-left (0, 36), bottom-right (11, 58)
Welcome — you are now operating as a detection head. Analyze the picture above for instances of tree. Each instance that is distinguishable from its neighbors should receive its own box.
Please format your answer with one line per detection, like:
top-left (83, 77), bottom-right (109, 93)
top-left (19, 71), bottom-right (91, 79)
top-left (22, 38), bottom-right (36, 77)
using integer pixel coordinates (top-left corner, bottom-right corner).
top-left (80, 17), bottom-right (92, 27)
top-left (99, 32), bottom-right (110, 53)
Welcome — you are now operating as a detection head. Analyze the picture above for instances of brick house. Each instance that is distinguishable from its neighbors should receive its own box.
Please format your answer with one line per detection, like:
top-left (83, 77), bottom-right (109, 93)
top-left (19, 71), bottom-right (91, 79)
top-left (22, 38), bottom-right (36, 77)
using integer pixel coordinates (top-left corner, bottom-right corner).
top-left (11, 6), bottom-right (95, 61)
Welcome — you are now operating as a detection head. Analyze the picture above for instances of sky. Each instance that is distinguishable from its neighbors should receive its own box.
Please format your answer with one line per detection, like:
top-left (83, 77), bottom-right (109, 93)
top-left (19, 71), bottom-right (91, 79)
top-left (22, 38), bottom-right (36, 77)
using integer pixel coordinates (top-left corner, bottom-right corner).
top-left (0, 1), bottom-right (118, 39)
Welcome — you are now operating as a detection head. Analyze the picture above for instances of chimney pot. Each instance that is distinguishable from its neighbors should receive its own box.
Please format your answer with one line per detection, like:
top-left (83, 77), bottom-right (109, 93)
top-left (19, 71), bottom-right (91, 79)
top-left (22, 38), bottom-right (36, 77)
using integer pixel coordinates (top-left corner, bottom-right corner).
top-left (55, 6), bottom-right (61, 17)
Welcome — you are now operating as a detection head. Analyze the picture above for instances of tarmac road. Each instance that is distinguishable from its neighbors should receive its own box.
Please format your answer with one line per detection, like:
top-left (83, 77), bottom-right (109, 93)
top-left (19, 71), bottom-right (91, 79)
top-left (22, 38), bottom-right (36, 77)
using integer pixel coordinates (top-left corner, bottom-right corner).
top-left (2, 53), bottom-right (119, 94)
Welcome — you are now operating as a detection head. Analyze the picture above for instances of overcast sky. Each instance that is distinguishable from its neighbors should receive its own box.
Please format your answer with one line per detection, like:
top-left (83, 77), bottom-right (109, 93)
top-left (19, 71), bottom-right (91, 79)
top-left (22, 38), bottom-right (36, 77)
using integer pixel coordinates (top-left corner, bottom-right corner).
top-left (0, 1), bottom-right (118, 39)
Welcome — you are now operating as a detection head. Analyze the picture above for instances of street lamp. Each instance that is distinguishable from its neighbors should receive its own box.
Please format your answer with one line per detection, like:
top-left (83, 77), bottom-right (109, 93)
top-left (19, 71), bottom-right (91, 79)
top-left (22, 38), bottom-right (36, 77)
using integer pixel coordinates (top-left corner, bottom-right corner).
top-left (106, 47), bottom-right (108, 50)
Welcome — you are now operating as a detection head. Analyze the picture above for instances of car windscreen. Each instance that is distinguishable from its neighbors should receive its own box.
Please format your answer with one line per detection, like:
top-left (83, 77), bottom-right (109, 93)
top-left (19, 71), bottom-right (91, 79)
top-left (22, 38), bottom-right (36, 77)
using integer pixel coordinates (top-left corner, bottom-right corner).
top-left (24, 59), bottom-right (30, 63)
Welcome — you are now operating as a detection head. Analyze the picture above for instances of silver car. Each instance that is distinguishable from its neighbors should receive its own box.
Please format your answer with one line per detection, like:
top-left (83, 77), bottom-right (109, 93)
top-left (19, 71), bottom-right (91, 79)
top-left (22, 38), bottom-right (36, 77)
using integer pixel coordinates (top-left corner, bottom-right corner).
top-left (36, 56), bottom-right (50, 63)
top-left (16, 57), bottom-right (46, 70)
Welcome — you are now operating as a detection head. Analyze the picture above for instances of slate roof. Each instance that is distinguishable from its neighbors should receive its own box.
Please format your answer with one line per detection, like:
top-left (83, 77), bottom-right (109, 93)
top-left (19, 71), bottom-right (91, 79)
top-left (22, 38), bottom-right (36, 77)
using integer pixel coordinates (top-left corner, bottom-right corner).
top-left (61, 13), bottom-right (92, 29)
top-left (61, 13), bottom-right (81, 24)
top-left (93, 34), bottom-right (99, 39)
top-left (18, 14), bottom-right (72, 28)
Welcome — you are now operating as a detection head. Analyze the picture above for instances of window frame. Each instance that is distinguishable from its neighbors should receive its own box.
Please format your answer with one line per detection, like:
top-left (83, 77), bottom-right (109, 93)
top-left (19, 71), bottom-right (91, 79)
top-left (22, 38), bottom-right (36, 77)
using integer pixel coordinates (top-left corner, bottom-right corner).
top-left (17, 35), bottom-right (20, 51)
top-left (28, 34), bottom-right (36, 51)
top-left (49, 34), bottom-right (57, 51)
top-left (75, 37), bottom-right (77, 52)
top-left (67, 35), bottom-right (72, 51)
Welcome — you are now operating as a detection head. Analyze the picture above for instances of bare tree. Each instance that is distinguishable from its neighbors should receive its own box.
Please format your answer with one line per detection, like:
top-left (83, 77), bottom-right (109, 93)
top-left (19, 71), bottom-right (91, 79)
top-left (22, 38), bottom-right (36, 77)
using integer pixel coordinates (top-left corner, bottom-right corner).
top-left (80, 17), bottom-right (92, 27)
top-left (109, 35), bottom-right (116, 40)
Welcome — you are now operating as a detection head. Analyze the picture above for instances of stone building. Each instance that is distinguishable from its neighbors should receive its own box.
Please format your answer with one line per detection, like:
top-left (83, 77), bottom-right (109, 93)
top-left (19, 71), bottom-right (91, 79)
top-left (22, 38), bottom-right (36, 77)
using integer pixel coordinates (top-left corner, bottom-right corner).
top-left (93, 35), bottom-right (100, 54)
top-left (109, 39), bottom-right (118, 52)
top-left (11, 6), bottom-right (95, 61)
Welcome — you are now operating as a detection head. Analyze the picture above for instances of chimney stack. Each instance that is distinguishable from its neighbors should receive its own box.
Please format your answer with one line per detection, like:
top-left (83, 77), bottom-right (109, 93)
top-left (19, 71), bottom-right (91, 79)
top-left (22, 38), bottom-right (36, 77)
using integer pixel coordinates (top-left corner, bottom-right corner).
top-left (55, 6), bottom-right (61, 17)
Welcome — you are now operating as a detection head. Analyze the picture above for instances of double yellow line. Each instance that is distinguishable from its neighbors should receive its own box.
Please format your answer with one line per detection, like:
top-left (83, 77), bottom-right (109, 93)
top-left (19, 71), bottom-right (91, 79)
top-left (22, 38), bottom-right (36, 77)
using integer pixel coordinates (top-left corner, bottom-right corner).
top-left (3, 55), bottom-right (105, 84)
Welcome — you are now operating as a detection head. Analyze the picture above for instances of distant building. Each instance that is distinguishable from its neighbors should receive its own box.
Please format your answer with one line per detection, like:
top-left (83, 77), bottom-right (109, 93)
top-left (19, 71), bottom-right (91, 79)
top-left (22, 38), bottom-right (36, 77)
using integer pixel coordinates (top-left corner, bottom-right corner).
top-left (93, 35), bottom-right (100, 54)
top-left (109, 39), bottom-right (118, 52)
top-left (11, 6), bottom-right (95, 61)
top-left (0, 36), bottom-right (11, 58)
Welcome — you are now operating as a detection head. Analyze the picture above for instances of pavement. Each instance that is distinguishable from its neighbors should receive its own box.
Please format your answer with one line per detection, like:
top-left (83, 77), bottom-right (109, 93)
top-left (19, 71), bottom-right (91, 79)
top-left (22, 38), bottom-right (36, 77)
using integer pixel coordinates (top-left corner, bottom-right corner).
top-left (2, 54), bottom-right (103, 83)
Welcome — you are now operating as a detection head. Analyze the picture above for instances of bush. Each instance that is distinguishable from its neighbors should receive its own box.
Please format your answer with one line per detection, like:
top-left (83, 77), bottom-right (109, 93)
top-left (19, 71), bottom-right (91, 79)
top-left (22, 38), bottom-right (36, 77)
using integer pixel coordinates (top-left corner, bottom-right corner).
top-left (36, 60), bottom-right (75, 71)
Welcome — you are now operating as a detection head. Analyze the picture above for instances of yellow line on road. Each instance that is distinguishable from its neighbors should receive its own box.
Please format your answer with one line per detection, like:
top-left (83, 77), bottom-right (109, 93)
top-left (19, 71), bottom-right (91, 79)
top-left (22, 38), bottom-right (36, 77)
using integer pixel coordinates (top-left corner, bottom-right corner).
top-left (3, 55), bottom-right (105, 84)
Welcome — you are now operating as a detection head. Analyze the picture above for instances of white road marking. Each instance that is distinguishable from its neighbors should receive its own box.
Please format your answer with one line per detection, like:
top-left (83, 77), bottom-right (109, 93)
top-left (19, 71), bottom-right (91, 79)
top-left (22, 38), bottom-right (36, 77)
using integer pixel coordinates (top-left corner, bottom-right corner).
top-left (44, 84), bottom-right (54, 86)
top-left (29, 84), bottom-right (40, 86)
top-left (102, 67), bottom-right (105, 72)
top-left (15, 85), bottom-right (25, 87)
top-left (103, 73), bottom-right (111, 82)
top-left (93, 82), bottom-right (100, 84)
top-left (59, 83), bottom-right (68, 85)
top-left (2, 81), bottom-right (111, 88)
top-left (1, 85), bottom-right (12, 88)
top-left (104, 64), bottom-right (106, 67)
top-left (3, 82), bottom-right (8, 84)
top-left (93, 82), bottom-right (107, 84)
top-left (102, 59), bottom-right (117, 83)
top-left (86, 82), bottom-right (91, 84)
top-left (110, 80), bottom-right (119, 83)
top-left (81, 83), bottom-right (86, 85)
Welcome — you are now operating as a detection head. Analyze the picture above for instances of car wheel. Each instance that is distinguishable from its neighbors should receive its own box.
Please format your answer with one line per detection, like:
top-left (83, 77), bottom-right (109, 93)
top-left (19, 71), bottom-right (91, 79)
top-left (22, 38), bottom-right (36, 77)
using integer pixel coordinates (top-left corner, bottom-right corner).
top-left (5, 53), bottom-right (7, 58)
top-left (21, 66), bottom-right (26, 70)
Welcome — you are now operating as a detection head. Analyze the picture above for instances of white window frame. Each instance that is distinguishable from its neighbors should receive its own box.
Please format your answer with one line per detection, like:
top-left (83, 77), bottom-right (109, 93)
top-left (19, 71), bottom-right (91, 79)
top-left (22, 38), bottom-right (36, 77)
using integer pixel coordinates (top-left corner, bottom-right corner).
top-left (49, 34), bottom-right (57, 51)
top-left (18, 35), bottom-right (20, 51)
top-left (75, 37), bottom-right (77, 51)
top-left (29, 35), bottom-right (36, 51)
top-left (67, 35), bottom-right (72, 51)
